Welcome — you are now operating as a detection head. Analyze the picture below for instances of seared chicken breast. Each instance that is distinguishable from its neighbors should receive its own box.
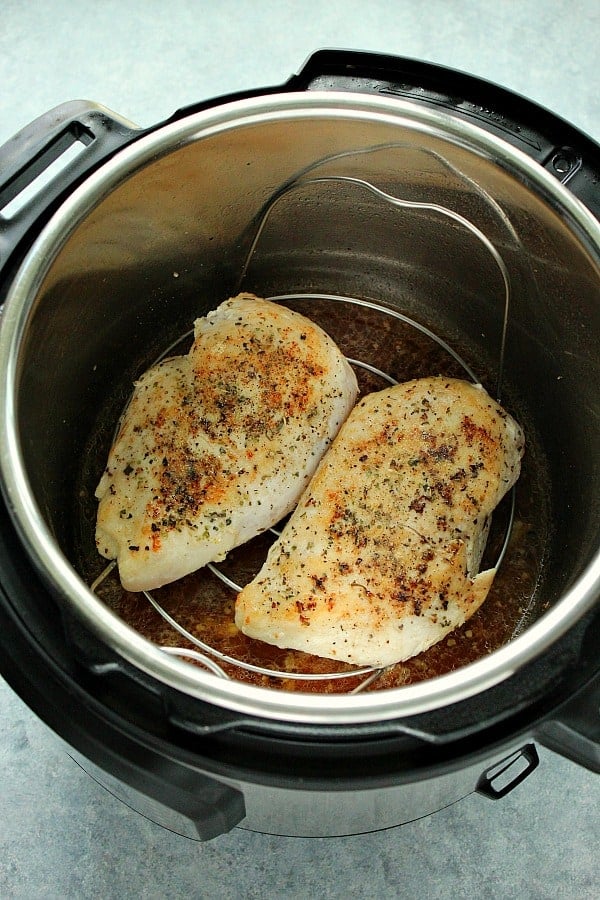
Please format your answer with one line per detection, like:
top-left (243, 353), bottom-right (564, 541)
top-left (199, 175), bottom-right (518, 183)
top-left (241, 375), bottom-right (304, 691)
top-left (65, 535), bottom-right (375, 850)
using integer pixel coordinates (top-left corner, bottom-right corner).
top-left (235, 377), bottom-right (524, 667)
top-left (95, 294), bottom-right (358, 591)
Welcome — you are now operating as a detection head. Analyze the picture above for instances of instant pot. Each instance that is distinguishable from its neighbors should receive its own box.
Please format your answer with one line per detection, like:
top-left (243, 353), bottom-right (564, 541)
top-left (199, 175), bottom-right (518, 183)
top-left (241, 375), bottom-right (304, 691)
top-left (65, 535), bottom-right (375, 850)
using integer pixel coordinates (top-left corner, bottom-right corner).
top-left (0, 50), bottom-right (598, 840)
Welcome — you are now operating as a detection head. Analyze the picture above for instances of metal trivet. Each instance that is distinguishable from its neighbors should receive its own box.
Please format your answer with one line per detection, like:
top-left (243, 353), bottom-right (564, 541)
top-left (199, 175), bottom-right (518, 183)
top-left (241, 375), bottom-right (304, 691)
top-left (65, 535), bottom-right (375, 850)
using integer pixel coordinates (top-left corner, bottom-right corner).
top-left (90, 296), bottom-right (515, 693)
top-left (90, 166), bottom-right (516, 693)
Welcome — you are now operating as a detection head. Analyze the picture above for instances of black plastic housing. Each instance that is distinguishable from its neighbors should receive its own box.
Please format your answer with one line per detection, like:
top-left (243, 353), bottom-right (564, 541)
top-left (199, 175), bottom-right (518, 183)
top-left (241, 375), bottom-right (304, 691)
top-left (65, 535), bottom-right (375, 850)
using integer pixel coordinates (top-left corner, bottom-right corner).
top-left (0, 50), bottom-right (598, 839)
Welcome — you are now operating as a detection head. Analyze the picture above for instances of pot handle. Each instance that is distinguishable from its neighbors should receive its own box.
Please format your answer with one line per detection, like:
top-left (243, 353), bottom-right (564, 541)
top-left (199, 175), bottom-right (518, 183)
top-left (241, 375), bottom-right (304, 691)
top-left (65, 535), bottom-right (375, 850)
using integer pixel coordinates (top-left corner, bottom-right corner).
top-left (288, 49), bottom-right (600, 219)
top-left (0, 101), bottom-right (141, 269)
top-left (535, 670), bottom-right (600, 773)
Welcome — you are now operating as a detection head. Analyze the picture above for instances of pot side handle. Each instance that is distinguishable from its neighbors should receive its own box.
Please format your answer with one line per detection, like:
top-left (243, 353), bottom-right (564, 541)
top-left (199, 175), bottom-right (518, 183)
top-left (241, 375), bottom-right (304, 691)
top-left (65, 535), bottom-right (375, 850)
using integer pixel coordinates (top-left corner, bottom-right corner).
top-left (0, 101), bottom-right (141, 270)
top-left (288, 49), bottom-right (600, 219)
top-left (535, 670), bottom-right (600, 774)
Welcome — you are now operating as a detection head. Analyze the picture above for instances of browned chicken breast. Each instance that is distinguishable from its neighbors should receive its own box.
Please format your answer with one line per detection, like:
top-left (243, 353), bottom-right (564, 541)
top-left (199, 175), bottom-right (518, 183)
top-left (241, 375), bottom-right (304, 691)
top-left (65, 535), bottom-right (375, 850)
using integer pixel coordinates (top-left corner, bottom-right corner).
top-left (95, 294), bottom-right (358, 591)
top-left (235, 377), bottom-right (524, 667)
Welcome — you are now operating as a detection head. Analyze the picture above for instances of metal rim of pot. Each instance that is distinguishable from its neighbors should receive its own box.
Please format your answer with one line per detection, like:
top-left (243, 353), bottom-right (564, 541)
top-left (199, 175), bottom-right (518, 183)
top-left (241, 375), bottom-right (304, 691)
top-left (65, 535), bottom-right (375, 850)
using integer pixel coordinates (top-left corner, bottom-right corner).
top-left (0, 91), bottom-right (599, 726)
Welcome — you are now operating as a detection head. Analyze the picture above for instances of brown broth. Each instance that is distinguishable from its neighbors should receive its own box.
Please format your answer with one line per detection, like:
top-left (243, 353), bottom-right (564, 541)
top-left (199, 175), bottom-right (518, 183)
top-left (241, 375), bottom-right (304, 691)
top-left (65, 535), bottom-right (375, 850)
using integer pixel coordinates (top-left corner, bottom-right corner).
top-left (76, 295), bottom-right (549, 694)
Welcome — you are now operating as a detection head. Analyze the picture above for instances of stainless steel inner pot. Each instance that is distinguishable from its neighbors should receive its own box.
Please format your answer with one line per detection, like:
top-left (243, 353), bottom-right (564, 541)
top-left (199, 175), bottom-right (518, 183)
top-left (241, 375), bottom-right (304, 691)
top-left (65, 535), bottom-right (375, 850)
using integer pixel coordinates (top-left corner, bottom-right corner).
top-left (1, 93), bottom-right (599, 725)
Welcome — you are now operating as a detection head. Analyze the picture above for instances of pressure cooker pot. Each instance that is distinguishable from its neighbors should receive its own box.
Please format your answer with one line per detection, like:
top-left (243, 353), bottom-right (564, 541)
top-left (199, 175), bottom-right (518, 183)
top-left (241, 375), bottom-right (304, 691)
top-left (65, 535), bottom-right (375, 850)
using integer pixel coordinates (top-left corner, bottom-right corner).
top-left (0, 51), bottom-right (598, 839)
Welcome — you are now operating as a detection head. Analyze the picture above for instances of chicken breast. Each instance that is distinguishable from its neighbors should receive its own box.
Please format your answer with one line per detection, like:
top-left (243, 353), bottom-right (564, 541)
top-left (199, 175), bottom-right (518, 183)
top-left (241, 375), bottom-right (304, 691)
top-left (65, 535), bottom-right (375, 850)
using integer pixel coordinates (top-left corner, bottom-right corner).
top-left (235, 377), bottom-right (524, 667)
top-left (95, 294), bottom-right (358, 591)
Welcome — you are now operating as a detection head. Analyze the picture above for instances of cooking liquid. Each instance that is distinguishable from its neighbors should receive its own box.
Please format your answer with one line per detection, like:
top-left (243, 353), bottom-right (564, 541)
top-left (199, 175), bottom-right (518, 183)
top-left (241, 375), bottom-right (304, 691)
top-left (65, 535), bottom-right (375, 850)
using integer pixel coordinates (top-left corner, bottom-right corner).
top-left (76, 296), bottom-right (548, 694)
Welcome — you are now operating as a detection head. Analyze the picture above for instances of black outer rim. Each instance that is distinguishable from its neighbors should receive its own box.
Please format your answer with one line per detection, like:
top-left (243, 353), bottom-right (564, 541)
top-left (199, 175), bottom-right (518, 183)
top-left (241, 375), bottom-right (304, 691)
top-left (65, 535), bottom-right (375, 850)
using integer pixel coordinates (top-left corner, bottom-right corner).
top-left (0, 50), bottom-right (598, 802)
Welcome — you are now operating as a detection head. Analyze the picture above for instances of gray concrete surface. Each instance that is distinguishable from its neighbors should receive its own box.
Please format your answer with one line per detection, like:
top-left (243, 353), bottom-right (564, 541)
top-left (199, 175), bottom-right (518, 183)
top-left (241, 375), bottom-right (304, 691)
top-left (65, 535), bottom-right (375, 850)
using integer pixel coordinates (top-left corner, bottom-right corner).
top-left (1, 1), bottom-right (599, 897)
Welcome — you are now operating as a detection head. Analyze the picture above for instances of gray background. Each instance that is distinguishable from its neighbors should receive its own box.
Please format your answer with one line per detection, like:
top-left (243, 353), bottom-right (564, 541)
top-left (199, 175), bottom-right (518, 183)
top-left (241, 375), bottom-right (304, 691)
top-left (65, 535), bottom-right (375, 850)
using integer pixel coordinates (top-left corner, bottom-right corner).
top-left (1, 1), bottom-right (599, 897)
